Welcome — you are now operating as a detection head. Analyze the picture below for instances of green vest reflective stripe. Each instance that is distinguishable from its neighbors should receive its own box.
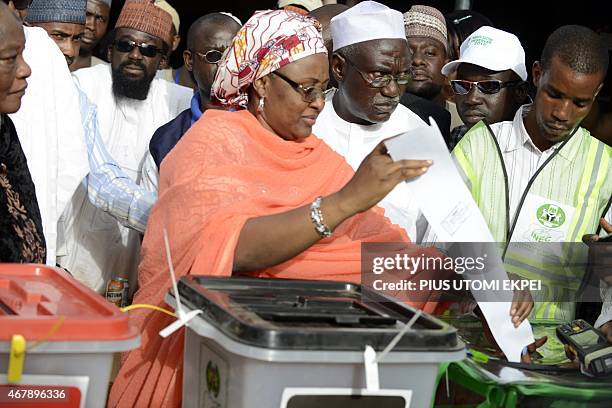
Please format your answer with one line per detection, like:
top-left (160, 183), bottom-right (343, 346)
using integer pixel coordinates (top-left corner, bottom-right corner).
top-left (453, 120), bottom-right (612, 323)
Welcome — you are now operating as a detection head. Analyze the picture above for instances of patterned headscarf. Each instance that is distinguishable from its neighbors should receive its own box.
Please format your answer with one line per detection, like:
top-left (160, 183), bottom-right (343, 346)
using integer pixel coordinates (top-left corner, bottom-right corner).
top-left (212, 9), bottom-right (326, 109)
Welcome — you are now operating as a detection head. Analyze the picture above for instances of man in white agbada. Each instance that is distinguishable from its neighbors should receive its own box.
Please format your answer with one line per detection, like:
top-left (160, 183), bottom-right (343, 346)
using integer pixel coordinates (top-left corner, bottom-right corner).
top-left (312, 1), bottom-right (427, 241)
top-left (6, 1), bottom-right (161, 267)
top-left (312, 1), bottom-right (542, 362)
top-left (9, 25), bottom-right (90, 266)
top-left (59, 0), bottom-right (192, 293)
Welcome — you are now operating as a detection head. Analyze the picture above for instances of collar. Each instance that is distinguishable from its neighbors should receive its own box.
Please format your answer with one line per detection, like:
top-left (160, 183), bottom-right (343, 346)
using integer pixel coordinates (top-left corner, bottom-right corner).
top-left (506, 104), bottom-right (580, 161)
top-left (327, 89), bottom-right (410, 140)
top-left (190, 92), bottom-right (203, 126)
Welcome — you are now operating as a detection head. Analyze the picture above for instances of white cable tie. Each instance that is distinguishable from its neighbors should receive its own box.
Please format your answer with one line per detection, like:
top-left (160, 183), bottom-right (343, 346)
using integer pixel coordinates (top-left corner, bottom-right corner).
top-left (364, 345), bottom-right (380, 391)
top-left (375, 310), bottom-right (422, 364)
top-left (158, 228), bottom-right (202, 338)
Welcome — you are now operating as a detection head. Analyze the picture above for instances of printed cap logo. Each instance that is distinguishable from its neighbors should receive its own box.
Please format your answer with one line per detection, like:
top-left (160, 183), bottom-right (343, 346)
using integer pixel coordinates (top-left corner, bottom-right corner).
top-left (536, 204), bottom-right (566, 228)
top-left (469, 35), bottom-right (493, 46)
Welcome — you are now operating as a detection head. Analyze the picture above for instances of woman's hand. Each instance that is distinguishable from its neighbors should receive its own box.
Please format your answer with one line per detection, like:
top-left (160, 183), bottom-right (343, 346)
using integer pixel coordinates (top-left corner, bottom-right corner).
top-left (338, 140), bottom-right (432, 214)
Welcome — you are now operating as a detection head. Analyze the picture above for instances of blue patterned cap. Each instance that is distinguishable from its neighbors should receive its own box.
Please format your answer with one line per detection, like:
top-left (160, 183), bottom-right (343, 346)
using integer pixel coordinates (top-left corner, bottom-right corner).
top-left (26, 0), bottom-right (87, 25)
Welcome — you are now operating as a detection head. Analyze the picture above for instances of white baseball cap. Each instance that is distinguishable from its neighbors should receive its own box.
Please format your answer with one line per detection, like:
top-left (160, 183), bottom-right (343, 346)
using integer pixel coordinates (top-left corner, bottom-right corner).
top-left (330, 1), bottom-right (405, 52)
top-left (441, 26), bottom-right (528, 81)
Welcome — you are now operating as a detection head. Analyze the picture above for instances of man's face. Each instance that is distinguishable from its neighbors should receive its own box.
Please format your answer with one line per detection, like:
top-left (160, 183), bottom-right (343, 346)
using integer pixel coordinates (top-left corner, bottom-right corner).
top-left (185, 23), bottom-right (239, 101)
top-left (81, 0), bottom-right (110, 53)
top-left (334, 38), bottom-right (411, 124)
top-left (405, 36), bottom-right (447, 100)
top-left (532, 56), bottom-right (603, 144)
top-left (0, 10), bottom-right (31, 113)
top-left (454, 63), bottom-right (524, 127)
top-left (110, 28), bottom-right (165, 100)
top-left (35, 21), bottom-right (84, 69)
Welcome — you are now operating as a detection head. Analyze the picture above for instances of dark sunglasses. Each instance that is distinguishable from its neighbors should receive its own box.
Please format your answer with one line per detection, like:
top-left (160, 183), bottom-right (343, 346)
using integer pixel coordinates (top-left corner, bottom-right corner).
top-left (113, 40), bottom-right (163, 58)
top-left (451, 79), bottom-right (523, 95)
top-left (272, 71), bottom-right (332, 104)
top-left (9, 0), bottom-right (32, 10)
top-left (192, 49), bottom-right (224, 64)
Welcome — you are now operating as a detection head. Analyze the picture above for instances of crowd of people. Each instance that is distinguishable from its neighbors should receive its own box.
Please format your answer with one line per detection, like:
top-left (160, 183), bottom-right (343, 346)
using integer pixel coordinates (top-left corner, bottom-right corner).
top-left (1, 0), bottom-right (611, 406)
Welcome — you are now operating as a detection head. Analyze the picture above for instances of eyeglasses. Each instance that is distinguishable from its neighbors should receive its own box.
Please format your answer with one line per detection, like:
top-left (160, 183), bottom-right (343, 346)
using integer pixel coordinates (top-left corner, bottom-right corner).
top-left (272, 71), bottom-right (332, 104)
top-left (113, 40), bottom-right (163, 58)
top-left (192, 49), bottom-right (224, 64)
top-left (343, 56), bottom-right (411, 88)
top-left (450, 79), bottom-right (523, 95)
top-left (9, 0), bottom-right (33, 10)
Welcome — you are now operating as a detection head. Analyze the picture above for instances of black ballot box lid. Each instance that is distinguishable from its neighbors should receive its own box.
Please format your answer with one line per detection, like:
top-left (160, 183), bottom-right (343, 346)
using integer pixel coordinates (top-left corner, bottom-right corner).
top-left (174, 276), bottom-right (462, 352)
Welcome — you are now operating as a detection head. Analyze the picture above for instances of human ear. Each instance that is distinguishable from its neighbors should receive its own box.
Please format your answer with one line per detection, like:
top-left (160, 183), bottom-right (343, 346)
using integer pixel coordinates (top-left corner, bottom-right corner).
top-left (172, 35), bottom-right (181, 52)
top-left (532, 61), bottom-right (542, 88)
top-left (183, 49), bottom-right (193, 72)
top-left (331, 53), bottom-right (346, 83)
top-left (252, 76), bottom-right (269, 99)
top-left (159, 55), bottom-right (168, 69)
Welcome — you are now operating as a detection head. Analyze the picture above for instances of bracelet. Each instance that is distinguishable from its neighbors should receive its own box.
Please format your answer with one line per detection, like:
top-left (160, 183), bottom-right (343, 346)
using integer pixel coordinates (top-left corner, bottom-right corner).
top-left (309, 196), bottom-right (332, 238)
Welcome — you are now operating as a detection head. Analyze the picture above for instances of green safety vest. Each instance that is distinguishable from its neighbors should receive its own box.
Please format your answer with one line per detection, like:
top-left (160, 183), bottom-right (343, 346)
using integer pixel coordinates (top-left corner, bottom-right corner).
top-left (453, 121), bottom-right (612, 324)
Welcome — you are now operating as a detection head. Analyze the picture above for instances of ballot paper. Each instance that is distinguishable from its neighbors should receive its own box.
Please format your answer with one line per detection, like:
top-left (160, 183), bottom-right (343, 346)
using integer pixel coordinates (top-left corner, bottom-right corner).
top-left (384, 118), bottom-right (535, 363)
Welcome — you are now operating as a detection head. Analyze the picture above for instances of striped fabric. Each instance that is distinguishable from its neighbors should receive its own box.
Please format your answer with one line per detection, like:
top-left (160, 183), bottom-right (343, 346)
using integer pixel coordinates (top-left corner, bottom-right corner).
top-left (78, 90), bottom-right (156, 234)
top-left (453, 104), bottom-right (612, 325)
top-left (212, 9), bottom-right (326, 108)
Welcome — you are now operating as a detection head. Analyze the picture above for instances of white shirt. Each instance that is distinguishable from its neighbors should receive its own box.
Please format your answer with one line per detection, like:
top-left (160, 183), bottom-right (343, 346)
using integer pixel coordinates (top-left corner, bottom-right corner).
top-left (9, 27), bottom-right (90, 265)
top-left (312, 92), bottom-right (426, 241)
top-left (491, 105), bottom-right (612, 328)
top-left (57, 64), bottom-right (192, 293)
top-left (141, 151), bottom-right (159, 192)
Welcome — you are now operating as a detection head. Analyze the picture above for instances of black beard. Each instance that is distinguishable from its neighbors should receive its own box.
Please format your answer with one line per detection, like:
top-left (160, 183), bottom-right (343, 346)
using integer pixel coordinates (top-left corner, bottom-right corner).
top-left (111, 61), bottom-right (156, 100)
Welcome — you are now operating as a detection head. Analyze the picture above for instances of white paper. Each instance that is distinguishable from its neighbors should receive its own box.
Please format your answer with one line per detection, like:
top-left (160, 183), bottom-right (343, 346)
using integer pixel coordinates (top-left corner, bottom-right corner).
top-left (384, 118), bottom-right (535, 362)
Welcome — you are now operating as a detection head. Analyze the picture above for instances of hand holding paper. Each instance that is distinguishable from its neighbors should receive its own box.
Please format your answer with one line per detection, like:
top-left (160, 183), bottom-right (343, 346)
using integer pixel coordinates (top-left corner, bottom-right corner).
top-left (383, 118), bottom-right (535, 362)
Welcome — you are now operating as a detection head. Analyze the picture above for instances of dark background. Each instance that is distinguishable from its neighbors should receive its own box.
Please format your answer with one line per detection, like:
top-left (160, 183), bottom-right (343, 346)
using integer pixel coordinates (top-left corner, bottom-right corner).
top-left (105, 1), bottom-right (611, 98)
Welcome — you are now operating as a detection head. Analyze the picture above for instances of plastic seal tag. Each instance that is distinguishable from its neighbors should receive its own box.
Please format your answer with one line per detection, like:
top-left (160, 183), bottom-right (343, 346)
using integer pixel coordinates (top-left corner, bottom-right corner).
top-left (159, 228), bottom-right (203, 338)
top-left (8, 334), bottom-right (26, 383)
top-left (159, 308), bottom-right (203, 338)
top-left (364, 345), bottom-right (380, 391)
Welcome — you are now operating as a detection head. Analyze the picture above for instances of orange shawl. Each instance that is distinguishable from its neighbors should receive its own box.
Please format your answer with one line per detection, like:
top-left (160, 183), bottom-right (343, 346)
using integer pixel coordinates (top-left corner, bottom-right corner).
top-left (109, 110), bottom-right (427, 407)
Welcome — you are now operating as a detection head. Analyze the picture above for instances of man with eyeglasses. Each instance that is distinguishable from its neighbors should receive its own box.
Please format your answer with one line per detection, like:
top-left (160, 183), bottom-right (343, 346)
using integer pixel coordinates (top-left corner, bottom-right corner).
top-left (72, 0), bottom-right (111, 71)
top-left (442, 26), bottom-right (529, 150)
top-left (142, 12), bottom-right (241, 191)
top-left (60, 0), bottom-right (191, 294)
top-left (312, 1), bottom-right (429, 242)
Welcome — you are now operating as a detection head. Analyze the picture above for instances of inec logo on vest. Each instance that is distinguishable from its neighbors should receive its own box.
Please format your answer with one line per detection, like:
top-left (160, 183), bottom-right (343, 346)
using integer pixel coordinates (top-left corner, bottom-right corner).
top-left (536, 204), bottom-right (566, 228)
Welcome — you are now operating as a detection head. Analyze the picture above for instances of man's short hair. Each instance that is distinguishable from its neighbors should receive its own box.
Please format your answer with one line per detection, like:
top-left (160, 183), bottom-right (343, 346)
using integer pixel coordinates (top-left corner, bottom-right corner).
top-left (541, 25), bottom-right (609, 75)
top-left (334, 43), bottom-right (359, 61)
